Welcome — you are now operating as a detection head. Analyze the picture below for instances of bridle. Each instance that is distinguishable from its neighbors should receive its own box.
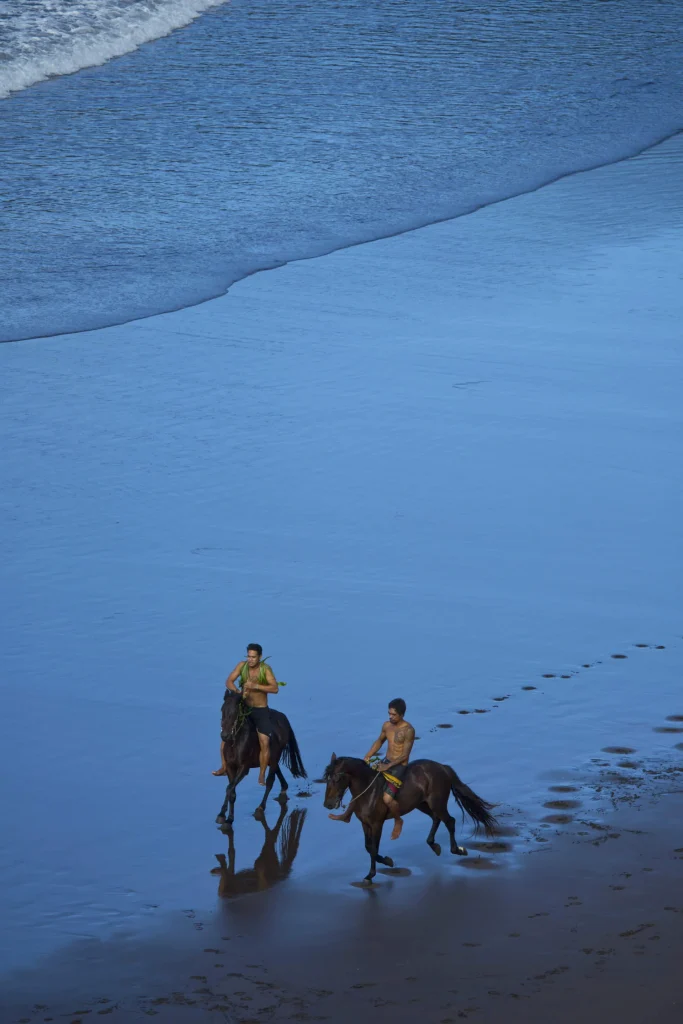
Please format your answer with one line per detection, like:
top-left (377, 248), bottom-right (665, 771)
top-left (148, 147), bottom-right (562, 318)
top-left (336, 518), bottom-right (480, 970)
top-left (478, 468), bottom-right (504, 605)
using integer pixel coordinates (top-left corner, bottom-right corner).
top-left (326, 760), bottom-right (382, 809)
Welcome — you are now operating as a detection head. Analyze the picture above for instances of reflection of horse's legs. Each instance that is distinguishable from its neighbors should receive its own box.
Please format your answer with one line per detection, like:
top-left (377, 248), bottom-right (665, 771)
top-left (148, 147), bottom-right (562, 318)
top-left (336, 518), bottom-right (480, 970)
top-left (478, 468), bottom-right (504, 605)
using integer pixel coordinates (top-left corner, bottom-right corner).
top-left (275, 766), bottom-right (289, 802)
top-left (418, 800), bottom-right (442, 856)
top-left (210, 825), bottom-right (237, 896)
top-left (226, 765), bottom-right (249, 825)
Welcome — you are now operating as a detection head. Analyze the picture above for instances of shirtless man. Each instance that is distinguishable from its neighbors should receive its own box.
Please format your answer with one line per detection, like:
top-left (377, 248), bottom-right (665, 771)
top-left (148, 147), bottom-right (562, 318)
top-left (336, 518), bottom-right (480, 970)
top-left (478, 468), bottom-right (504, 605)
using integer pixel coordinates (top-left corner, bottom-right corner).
top-left (329, 698), bottom-right (415, 840)
top-left (212, 643), bottom-right (279, 786)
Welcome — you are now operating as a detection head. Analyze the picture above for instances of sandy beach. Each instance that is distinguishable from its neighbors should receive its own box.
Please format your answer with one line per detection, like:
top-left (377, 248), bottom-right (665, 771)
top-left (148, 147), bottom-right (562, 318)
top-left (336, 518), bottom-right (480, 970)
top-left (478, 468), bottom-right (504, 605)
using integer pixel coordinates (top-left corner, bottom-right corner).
top-left (1, 128), bottom-right (682, 1021)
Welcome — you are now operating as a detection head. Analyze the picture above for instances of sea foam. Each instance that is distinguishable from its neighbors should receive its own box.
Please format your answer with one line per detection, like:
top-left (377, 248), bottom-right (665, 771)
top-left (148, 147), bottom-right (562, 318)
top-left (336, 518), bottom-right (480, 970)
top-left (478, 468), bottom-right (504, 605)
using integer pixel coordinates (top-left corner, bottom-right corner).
top-left (0, 0), bottom-right (228, 99)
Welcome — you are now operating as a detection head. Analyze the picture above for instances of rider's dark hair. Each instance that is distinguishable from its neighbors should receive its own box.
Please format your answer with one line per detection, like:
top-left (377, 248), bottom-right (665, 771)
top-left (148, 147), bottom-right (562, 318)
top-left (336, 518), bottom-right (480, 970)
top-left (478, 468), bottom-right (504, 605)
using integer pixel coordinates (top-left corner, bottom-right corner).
top-left (389, 698), bottom-right (406, 716)
top-left (247, 643), bottom-right (263, 657)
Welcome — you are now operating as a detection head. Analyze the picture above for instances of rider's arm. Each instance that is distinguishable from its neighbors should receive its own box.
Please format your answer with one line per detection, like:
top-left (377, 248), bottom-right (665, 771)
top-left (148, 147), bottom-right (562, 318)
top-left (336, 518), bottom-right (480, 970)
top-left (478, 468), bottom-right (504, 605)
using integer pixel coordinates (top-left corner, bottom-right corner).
top-left (250, 664), bottom-right (279, 696)
top-left (225, 662), bottom-right (244, 692)
top-left (363, 724), bottom-right (387, 762)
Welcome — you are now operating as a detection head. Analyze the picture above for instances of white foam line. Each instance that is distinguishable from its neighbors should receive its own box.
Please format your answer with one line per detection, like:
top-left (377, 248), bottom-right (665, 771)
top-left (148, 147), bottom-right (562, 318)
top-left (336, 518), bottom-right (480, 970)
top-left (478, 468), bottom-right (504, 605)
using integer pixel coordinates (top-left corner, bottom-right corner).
top-left (0, 0), bottom-right (229, 100)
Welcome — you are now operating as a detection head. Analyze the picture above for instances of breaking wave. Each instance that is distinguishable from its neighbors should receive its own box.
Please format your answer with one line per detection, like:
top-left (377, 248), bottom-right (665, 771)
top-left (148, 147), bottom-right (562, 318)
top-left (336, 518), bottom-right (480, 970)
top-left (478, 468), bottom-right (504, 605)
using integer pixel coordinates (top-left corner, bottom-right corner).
top-left (0, 0), bottom-right (228, 99)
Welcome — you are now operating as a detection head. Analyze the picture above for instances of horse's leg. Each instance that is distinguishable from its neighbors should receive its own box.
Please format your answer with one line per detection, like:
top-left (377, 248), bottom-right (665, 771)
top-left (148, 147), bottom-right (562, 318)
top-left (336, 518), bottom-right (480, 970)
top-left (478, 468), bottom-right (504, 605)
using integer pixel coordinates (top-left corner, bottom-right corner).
top-left (361, 821), bottom-right (388, 884)
top-left (417, 800), bottom-right (442, 856)
top-left (374, 821), bottom-right (394, 870)
top-left (256, 767), bottom-right (277, 814)
top-left (275, 766), bottom-right (289, 803)
top-left (441, 807), bottom-right (467, 856)
top-left (360, 823), bottom-right (377, 884)
top-left (226, 765), bottom-right (249, 825)
top-left (429, 785), bottom-right (467, 856)
top-left (216, 765), bottom-right (236, 823)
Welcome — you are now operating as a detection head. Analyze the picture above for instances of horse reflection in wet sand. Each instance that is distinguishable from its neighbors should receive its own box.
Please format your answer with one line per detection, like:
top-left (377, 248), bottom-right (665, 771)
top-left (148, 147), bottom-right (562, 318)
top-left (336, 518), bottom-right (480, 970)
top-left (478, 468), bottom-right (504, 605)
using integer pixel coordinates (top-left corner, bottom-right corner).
top-left (324, 754), bottom-right (497, 885)
top-left (212, 805), bottom-right (307, 898)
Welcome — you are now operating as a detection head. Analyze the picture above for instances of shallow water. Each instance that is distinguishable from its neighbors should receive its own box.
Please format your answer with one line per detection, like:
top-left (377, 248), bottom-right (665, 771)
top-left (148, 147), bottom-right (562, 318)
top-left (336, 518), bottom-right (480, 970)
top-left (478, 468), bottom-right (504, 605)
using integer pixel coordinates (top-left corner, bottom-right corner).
top-left (3, 0), bottom-right (683, 340)
top-left (1, 131), bottom-right (682, 977)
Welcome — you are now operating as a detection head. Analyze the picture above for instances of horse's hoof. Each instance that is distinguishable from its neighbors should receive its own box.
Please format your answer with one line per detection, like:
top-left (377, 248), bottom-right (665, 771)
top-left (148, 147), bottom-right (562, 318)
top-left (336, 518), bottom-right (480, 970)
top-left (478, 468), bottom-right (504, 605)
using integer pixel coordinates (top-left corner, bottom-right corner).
top-left (454, 845), bottom-right (468, 856)
top-left (428, 842), bottom-right (442, 857)
top-left (276, 790), bottom-right (289, 803)
top-left (362, 877), bottom-right (374, 887)
top-left (215, 814), bottom-right (226, 825)
top-left (382, 857), bottom-right (394, 868)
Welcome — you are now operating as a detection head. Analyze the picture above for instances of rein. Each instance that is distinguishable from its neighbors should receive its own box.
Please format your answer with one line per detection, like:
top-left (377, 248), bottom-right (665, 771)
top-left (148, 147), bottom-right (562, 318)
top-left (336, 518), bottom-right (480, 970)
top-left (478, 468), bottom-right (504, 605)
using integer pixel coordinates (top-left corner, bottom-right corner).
top-left (340, 764), bottom-right (383, 810)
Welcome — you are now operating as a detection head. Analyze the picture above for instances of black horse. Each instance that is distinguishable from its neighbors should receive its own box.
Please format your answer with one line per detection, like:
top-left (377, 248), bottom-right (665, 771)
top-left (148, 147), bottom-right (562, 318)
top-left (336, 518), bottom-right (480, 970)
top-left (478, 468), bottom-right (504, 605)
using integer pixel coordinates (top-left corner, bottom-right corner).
top-left (323, 754), bottom-right (497, 884)
top-left (215, 690), bottom-right (306, 825)
top-left (211, 805), bottom-right (307, 898)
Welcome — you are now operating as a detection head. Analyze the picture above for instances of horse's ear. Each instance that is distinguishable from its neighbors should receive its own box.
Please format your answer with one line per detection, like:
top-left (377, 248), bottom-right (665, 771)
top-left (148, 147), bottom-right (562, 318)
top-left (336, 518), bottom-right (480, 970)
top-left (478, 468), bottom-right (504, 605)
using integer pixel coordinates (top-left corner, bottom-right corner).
top-left (330, 752), bottom-right (337, 763)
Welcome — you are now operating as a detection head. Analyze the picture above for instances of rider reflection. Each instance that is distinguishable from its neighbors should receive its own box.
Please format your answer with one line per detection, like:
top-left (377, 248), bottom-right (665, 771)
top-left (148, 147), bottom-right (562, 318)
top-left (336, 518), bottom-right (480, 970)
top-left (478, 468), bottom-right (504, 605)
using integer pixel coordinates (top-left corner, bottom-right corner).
top-left (211, 805), bottom-right (307, 898)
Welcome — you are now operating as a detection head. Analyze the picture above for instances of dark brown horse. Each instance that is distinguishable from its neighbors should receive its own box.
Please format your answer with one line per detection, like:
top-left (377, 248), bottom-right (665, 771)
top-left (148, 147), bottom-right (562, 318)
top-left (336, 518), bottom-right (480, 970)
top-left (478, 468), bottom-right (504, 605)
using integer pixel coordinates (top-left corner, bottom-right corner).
top-left (323, 754), bottom-right (497, 884)
top-left (211, 805), bottom-right (307, 898)
top-left (215, 691), bottom-right (306, 825)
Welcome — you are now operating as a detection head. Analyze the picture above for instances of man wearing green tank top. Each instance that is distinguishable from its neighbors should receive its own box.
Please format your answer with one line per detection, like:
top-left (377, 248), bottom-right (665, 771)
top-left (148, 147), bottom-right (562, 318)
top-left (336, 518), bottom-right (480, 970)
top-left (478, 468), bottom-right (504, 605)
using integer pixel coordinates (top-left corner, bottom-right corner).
top-left (212, 643), bottom-right (280, 785)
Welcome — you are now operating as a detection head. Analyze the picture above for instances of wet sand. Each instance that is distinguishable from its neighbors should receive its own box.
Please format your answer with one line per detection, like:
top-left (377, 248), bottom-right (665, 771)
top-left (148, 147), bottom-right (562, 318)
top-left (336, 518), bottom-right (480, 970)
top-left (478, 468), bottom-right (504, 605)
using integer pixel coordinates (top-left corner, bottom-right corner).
top-left (2, 759), bottom-right (682, 1023)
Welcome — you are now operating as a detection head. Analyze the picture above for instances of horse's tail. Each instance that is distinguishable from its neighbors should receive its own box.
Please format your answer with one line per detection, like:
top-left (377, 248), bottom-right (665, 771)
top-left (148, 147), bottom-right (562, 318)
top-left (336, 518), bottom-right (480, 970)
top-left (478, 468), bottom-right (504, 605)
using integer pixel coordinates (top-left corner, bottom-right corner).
top-left (281, 726), bottom-right (307, 779)
top-left (444, 765), bottom-right (498, 837)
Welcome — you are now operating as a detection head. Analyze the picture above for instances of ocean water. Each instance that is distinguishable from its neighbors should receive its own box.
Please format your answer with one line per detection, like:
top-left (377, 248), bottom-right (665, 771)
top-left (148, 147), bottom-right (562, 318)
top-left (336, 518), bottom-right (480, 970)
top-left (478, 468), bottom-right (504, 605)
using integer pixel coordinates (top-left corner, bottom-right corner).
top-left (2, 0), bottom-right (683, 342)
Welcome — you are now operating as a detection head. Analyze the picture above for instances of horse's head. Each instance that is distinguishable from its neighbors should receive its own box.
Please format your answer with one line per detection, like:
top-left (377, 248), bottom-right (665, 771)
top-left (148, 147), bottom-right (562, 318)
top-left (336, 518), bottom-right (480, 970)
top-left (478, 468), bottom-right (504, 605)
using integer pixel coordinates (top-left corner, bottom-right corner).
top-left (322, 753), bottom-right (350, 810)
top-left (220, 689), bottom-right (244, 740)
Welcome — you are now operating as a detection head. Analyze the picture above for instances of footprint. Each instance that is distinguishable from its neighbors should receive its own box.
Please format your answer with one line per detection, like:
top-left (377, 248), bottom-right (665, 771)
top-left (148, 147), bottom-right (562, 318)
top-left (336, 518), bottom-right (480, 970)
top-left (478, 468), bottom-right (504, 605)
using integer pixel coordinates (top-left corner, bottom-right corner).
top-left (617, 761), bottom-right (640, 769)
top-left (542, 673), bottom-right (556, 678)
top-left (655, 645), bottom-right (666, 650)
top-left (492, 824), bottom-right (520, 837)
top-left (619, 923), bottom-right (655, 938)
top-left (474, 709), bottom-right (490, 714)
top-left (458, 710), bottom-right (471, 715)
top-left (602, 746), bottom-right (636, 755)
top-left (542, 814), bottom-right (573, 824)
top-left (653, 727), bottom-right (683, 734)
top-left (522, 686), bottom-right (537, 691)
top-left (666, 715), bottom-right (683, 722)
top-left (611, 654), bottom-right (627, 659)
top-left (549, 785), bottom-right (578, 793)
top-left (457, 857), bottom-right (500, 870)
top-left (437, 723), bottom-right (453, 729)
top-left (493, 696), bottom-right (510, 702)
top-left (561, 675), bottom-right (571, 679)
top-left (544, 799), bottom-right (581, 810)
top-left (634, 644), bottom-right (649, 648)
top-left (469, 840), bottom-right (513, 853)
top-left (582, 664), bottom-right (591, 668)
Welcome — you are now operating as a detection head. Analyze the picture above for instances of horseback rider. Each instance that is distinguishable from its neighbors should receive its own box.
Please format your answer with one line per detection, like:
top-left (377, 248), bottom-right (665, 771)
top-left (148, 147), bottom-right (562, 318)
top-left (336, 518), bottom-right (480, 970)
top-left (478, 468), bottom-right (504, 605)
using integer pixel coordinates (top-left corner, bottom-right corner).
top-left (329, 698), bottom-right (415, 839)
top-left (213, 643), bottom-right (279, 785)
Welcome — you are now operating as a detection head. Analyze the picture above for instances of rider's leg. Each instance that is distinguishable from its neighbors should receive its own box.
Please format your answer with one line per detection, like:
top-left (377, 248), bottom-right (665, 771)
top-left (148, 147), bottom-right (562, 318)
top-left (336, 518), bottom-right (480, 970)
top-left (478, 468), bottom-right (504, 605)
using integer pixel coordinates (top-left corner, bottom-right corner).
top-left (328, 807), bottom-right (353, 822)
top-left (383, 791), bottom-right (404, 840)
top-left (212, 740), bottom-right (227, 776)
top-left (257, 732), bottom-right (270, 785)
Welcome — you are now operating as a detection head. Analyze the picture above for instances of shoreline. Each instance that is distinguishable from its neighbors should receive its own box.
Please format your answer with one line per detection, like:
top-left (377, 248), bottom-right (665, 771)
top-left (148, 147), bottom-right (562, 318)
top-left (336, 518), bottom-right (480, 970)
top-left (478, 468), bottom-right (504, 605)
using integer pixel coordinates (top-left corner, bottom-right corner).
top-left (2, 127), bottom-right (682, 345)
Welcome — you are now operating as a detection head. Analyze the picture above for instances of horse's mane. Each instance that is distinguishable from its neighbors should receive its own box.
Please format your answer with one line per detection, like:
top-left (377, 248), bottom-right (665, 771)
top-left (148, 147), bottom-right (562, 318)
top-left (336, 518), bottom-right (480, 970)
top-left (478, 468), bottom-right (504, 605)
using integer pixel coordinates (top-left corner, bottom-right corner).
top-left (322, 756), bottom-right (371, 780)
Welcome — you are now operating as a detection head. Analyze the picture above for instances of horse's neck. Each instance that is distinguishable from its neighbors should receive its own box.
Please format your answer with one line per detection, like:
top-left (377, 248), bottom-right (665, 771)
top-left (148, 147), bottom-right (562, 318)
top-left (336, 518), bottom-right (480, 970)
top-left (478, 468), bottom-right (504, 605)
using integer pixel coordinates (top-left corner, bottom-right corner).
top-left (346, 760), bottom-right (376, 795)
